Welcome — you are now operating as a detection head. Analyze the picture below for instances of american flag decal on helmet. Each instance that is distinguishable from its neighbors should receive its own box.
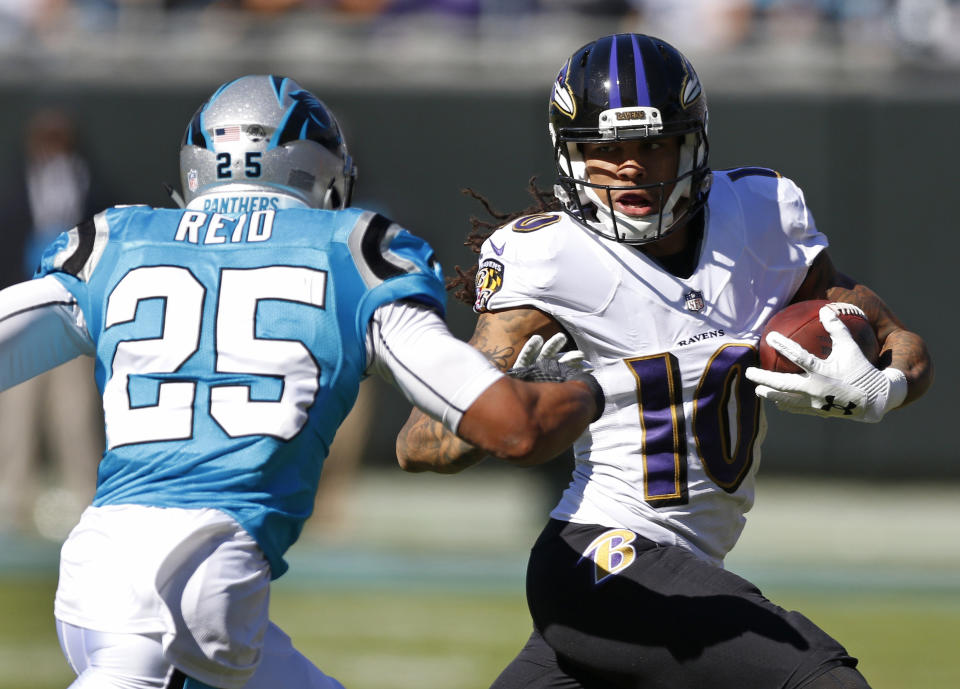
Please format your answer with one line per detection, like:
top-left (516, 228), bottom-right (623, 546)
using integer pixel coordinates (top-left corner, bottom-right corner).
top-left (213, 125), bottom-right (242, 143)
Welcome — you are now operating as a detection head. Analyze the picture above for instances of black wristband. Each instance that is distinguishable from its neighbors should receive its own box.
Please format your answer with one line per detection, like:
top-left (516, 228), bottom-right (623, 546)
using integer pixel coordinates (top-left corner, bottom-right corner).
top-left (574, 372), bottom-right (605, 423)
top-left (507, 362), bottom-right (604, 423)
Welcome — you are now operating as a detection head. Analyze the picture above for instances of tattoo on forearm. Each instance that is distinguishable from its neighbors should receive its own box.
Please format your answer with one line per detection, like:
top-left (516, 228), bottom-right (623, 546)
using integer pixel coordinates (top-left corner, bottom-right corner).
top-left (470, 317), bottom-right (516, 370)
top-left (482, 345), bottom-right (515, 371)
top-left (398, 410), bottom-right (484, 470)
top-left (825, 284), bottom-right (933, 403)
top-left (881, 328), bottom-right (927, 370)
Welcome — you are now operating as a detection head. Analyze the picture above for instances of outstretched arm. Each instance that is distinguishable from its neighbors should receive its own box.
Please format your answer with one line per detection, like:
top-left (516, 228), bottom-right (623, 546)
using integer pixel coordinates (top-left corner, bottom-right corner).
top-left (0, 276), bottom-right (93, 392)
top-left (791, 251), bottom-right (933, 406)
top-left (395, 307), bottom-right (564, 473)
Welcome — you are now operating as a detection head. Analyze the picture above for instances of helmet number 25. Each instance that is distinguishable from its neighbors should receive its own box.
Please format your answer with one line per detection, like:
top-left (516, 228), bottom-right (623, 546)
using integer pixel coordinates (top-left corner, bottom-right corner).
top-left (216, 151), bottom-right (262, 179)
top-left (101, 265), bottom-right (326, 449)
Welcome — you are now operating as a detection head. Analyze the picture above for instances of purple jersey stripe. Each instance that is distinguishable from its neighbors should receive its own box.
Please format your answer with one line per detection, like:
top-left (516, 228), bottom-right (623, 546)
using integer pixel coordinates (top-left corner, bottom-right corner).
top-left (631, 34), bottom-right (651, 106)
top-left (608, 35), bottom-right (621, 109)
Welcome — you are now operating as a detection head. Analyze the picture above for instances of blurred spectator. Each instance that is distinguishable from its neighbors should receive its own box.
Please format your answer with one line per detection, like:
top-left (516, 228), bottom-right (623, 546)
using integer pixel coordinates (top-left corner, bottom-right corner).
top-left (0, 109), bottom-right (105, 539)
top-left (0, 0), bottom-right (70, 43)
top-left (895, 0), bottom-right (953, 56)
top-left (333, 0), bottom-right (393, 14)
top-left (541, 0), bottom-right (632, 16)
top-left (628, 0), bottom-right (755, 51)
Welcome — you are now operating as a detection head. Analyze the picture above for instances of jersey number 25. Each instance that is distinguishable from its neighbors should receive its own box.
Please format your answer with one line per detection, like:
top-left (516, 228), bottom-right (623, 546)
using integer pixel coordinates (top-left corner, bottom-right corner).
top-left (102, 265), bottom-right (326, 449)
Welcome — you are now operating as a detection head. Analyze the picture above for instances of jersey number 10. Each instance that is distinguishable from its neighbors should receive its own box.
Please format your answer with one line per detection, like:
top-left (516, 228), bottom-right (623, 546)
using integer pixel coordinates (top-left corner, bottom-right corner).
top-left (626, 344), bottom-right (760, 506)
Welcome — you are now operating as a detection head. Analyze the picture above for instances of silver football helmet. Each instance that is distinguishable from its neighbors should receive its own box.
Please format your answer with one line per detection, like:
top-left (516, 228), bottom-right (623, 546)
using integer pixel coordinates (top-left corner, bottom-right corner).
top-left (180, 75), bottom-right (356, 209)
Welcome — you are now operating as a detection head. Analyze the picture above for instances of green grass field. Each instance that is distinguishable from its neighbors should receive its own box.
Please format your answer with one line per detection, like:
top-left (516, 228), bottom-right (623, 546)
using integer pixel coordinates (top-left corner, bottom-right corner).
top-left (2, 575), bottom-right (958, 689)
top-left (2, 475), bottom-right (958, 688)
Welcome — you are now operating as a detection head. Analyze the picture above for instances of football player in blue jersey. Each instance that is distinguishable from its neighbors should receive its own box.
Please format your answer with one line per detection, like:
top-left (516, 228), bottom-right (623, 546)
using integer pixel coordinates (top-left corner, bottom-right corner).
top-left (396, 34), bottom-right (933, 689)
top-left (0, 75), bottom-right (603, 689)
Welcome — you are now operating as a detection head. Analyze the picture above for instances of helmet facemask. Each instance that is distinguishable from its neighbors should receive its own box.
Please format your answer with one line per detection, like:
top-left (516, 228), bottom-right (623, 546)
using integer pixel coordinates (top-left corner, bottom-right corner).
top-left (551, 116), bottom-right (709, 245)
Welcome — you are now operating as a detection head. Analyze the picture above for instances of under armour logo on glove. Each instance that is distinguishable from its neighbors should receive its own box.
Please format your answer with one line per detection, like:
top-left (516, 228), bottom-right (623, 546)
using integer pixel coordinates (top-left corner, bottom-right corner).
top-left (820, 396), bottom-right (857, 415)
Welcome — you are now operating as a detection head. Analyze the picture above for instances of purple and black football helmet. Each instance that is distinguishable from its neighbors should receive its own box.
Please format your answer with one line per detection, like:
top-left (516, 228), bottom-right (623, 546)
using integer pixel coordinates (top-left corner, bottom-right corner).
top-left (549, 34), bottom-right (711, 244)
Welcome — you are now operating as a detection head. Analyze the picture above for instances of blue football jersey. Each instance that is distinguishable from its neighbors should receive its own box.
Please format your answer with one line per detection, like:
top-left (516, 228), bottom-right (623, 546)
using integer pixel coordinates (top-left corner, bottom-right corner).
top-left (37, 199), bottom-right (446, 577)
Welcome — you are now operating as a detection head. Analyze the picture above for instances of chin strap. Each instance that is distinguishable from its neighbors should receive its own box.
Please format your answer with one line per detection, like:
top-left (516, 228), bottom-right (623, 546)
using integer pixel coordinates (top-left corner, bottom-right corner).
top-left (163, 182), bottom-right (186, 209)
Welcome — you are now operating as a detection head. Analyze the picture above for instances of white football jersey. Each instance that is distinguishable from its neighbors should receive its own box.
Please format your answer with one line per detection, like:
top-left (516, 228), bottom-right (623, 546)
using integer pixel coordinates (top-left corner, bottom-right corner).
top-left (475, 168), bottom-right (827, 565)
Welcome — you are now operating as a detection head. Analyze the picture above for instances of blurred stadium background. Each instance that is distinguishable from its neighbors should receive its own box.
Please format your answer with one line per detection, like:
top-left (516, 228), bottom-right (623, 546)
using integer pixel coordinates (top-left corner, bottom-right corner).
top-left (0, 1), bottom-right (958, 688)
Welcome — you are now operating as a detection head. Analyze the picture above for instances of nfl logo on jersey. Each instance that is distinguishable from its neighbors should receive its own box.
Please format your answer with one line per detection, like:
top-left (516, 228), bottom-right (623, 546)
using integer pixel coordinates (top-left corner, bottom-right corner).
top-left (684, 290), bottom-right (704, 312)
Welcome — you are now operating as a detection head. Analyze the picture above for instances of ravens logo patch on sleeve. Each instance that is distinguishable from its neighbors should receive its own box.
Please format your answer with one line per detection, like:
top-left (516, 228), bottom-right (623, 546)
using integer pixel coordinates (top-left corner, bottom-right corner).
top-left (474, 258), bottom-right (504, 312)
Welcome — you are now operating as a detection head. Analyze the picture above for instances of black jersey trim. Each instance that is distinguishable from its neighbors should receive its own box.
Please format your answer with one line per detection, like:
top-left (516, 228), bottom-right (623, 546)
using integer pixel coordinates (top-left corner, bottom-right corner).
top-left (727, 167), bottom-right (780, 182)
top-left (0, 300), bottom-right (76, 326)
top-left (166, 669), bottom-right (186, 689)
top-left (61, 218), bottom-right (97, 278)
top-left (361, 213), bottom-right (406, 281)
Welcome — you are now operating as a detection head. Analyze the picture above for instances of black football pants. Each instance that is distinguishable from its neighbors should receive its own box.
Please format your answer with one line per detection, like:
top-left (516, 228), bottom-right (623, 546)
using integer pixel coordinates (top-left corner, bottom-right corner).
top-left (490, 519), bottom-right (867, 689)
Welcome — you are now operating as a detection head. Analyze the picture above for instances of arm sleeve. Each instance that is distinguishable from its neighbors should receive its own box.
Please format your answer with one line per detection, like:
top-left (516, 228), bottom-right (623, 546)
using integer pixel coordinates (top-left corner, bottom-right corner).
top-left (366, 300), bottom-right (504, 434)
top-left (0, 275), bottom-right (95, 391)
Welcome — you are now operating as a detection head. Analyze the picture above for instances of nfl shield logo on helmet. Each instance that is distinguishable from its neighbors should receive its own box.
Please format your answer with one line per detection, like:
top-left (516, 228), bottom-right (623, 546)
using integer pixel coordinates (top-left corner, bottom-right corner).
top-left (684, 290), bottom-right (704, 312)
top-left (187, 169), bottom-right (199, 193)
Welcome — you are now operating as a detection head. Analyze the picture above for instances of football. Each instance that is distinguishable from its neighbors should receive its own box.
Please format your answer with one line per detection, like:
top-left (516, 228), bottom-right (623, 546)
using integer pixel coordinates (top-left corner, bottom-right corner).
top-left (758, 300), bottom-right (880, 374)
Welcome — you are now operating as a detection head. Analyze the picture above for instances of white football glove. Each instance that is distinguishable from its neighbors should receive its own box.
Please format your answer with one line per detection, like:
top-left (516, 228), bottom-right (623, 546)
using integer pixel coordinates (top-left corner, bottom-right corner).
top-left (509, 333), bottom-right (603, 422)
top-left (512, 333), bottom-right (590, 372)
top-left (744, 304), bottom-right (907, 423)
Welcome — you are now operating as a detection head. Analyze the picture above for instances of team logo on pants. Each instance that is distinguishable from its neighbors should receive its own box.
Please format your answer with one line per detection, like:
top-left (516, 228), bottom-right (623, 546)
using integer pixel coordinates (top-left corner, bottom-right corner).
top-left (581, 528), bottom-right (637, 584)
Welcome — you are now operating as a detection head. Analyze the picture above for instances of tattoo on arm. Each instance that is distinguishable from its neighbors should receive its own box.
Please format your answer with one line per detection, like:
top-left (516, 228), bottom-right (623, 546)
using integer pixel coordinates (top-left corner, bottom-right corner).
top-left (825, 281), bottom-right (933, 406)
top-left (469, 315), bottom-right (520, 370)
top-left (397, 407), bottom-right (486, 473)
top-left (396, 307), bottom-right (565, 470)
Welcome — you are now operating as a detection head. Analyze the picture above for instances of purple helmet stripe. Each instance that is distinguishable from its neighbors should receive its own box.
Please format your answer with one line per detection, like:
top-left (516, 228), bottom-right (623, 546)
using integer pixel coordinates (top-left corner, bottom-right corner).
top-left (608, 36), bottom-right (621, 108)
top-left (631, 35), bottom-right (651, 106)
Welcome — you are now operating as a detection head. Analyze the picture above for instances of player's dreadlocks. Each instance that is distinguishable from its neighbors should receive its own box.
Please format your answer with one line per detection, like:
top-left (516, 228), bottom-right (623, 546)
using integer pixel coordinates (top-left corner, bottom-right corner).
top-left (447, 177), bottom-right (562, 306)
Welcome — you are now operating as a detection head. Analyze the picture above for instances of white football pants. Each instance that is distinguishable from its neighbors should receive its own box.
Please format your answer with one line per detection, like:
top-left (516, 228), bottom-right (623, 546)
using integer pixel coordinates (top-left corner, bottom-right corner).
top-left (57, 620), bottom-right (346, 689)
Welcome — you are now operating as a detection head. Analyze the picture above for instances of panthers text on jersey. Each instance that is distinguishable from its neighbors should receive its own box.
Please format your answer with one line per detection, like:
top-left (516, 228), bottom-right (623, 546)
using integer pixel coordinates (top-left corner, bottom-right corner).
top-left (38, 195), bottom-right (446, 577)
top-left (475, 168), bottom-right (827, 565)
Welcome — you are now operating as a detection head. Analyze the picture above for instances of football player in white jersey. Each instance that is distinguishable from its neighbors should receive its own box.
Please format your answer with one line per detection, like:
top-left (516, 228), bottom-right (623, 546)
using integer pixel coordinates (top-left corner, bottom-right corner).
top-left (0, 76), bottom-right (603, 689)
top-left (396, 34), bottom-right (932, 689)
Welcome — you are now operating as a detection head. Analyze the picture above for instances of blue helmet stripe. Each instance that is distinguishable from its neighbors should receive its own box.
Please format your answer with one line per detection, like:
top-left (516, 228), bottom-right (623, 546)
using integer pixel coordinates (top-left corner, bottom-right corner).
top-left (631, 35), bottom-right (651, 106)
top-left (269, 105), bottom-right (295, 150)
top-left (608, 36), bottom-right (621, 109)
top-left (269, 75), bottom-right (286, 105)
top-left (183, 103), bottom-right (209, 148)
